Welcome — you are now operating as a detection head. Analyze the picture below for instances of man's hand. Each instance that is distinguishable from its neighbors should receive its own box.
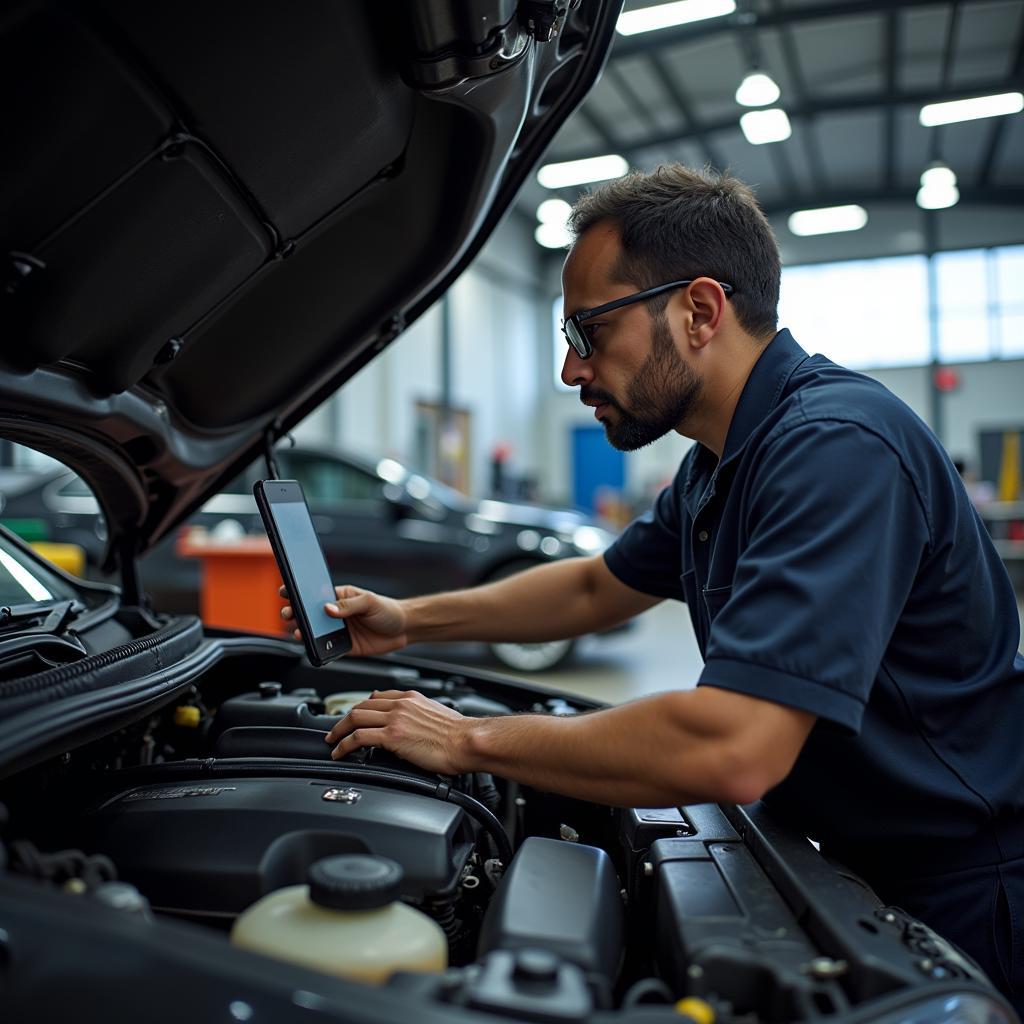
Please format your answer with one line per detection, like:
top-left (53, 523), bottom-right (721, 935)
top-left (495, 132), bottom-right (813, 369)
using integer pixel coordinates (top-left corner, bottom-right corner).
top-left (325, 690), bottom-right (470, 775)
top-left (279, 585), bottom-right (408, 656)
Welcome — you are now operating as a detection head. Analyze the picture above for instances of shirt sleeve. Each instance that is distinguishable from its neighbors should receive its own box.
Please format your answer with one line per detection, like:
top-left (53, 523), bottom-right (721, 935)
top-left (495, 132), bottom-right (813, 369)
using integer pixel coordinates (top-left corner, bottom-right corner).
top-left (603, 462), bottom-right (688, 602)
top-left (698, 418), bottom-right (930, 733)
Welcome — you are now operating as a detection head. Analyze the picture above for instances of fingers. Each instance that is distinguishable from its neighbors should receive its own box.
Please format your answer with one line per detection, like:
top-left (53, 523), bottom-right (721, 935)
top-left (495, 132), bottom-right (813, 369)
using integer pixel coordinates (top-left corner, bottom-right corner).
top-left (324, 698), bottom-right (401, 742)
top-left (331, 727), bottom-right (387, 760)
top-left (324, 691), bottom-right (420, 744)
top-left (279, 586), bottom-right (294, 626)
top-left (278, 602), bottom-right (300, 639)
top-left (323, 592), bottom-right (374, 618)
top-left (338, 708), bottom-right (389, 731)
top-left (321, 692), bottom-right (413, 741)
top-left (281, 587), bottom-right (374, 627)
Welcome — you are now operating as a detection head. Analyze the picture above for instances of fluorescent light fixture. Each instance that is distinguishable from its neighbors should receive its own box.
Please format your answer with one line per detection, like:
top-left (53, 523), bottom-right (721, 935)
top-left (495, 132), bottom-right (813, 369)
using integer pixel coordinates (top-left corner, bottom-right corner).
top-left (916, 162), bottom-right (959, 210)
top-left (617, 0), bottom-right (736, 35)
top-left (535, 221), bottom-right (573, 248)
top-left (916, 184), bottom-right (959, 210)
top-left (739, 108), bottom-right (792, 145)
top-left (735, 71), bottom-right (780, 107)
top-left (919, 91), bottom-right (1023, 127)
top-left (920, 162), bottom-right (957, 189)
top-left (537, 154), bottom-right (628, 189)
top-left (537, 198), bottom-right (572, 224)
top-left (787, 204), bottom-right (868, 236)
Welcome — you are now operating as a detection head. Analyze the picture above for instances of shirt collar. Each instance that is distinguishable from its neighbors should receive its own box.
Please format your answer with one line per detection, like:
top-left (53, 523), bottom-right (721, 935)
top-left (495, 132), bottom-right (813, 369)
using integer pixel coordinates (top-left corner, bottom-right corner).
top-left (718, 328), bottom-right (809, 469)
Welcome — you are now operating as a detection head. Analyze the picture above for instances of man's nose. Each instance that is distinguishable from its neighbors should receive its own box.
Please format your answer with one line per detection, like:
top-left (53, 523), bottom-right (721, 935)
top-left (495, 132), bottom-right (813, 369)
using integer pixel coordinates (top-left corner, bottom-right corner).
top-left (560, 345), bottom-right (593, 388)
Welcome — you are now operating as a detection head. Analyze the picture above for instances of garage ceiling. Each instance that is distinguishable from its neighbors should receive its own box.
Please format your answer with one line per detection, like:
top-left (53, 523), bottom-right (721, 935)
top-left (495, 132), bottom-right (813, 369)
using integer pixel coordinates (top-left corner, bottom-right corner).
top-left (520, 0), bottom-right (1024, 264)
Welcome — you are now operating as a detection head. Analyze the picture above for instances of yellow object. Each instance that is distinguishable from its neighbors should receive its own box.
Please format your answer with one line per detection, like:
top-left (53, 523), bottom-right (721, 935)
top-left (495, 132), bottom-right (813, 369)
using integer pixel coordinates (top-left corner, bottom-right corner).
top-left (173, 706), bottom-right (202, 728)
top-left (231, 883), bottom-right (448, 984)
top-left (998, 430), bottom-right (1021, 502)
top-left (675, 998), bottom-right (715, 1024)
top-left (29, 542), bottom-right (86, 577)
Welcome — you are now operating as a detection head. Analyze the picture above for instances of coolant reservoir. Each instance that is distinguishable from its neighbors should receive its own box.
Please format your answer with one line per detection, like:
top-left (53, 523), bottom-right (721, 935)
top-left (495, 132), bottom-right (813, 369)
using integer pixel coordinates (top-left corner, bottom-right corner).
top-left (323, 691), bottom-right (373, 716)
top-left (231, 854), bottom-right (447, 984)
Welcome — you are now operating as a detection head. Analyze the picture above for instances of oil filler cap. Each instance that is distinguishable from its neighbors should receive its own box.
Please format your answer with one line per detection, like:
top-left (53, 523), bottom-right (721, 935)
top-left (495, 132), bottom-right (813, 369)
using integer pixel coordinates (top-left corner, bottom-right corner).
top-left (308, 854), bottom-right (403, 911)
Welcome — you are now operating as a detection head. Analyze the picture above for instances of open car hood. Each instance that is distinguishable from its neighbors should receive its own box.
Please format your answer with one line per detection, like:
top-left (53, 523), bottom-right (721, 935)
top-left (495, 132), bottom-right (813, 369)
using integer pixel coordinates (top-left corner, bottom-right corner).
top-left (0, 0), bottom-right (619, 571)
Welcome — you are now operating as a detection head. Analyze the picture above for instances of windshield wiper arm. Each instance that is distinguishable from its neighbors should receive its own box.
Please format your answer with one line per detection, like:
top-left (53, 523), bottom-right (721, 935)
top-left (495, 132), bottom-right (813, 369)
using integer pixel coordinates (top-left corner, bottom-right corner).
top-left (0, 600), bottom-right (85, 636)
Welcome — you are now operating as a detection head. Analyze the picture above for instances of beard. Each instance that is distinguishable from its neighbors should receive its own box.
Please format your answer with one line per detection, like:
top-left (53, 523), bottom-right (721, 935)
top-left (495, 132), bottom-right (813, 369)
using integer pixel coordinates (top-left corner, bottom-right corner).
top-left (581, 314), bottom-right (703, 452)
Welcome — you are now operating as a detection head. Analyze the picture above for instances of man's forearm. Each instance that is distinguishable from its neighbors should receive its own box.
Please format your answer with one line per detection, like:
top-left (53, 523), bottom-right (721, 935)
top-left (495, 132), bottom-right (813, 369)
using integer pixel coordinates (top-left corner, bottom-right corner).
top-left (456, 689), bottom-right (752, 808)
top-left (327, 686), bottom-right (816, 804)
top-left (401, 556), bottom-right (656, 646)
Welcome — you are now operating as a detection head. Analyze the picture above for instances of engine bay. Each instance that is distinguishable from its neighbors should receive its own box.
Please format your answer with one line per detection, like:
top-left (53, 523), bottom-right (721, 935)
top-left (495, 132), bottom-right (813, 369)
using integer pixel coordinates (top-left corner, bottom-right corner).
top-left (0, 640), bottom-right (998, 1023)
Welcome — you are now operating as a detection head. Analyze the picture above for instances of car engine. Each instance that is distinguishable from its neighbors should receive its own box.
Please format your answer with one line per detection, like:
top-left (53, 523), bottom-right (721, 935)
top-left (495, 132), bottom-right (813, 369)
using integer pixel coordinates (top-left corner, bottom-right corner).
top-left (0, 645), bottom-right (1001, 1023)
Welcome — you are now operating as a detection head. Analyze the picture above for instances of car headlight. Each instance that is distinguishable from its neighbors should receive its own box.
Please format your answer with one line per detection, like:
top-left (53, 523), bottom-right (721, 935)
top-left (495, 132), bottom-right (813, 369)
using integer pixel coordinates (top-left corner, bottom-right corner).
top-left (571, 525), bottom-right (616, 555)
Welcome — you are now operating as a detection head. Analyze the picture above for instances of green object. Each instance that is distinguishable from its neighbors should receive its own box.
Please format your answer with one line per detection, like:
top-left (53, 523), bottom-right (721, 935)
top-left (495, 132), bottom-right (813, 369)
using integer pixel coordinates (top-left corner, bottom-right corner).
top-left (0, 517), bottom-right (49, 542)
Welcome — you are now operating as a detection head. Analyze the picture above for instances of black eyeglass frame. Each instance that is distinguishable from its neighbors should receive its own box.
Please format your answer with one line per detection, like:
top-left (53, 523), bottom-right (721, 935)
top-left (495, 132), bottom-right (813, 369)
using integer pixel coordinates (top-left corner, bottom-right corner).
top-left (561, 278), bottom-right (735, 359)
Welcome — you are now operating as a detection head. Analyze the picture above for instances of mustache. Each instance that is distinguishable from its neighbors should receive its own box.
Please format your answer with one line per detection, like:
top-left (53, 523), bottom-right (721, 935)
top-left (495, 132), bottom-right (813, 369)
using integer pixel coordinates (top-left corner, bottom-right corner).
top-left (580, 386), bottom-right (619, 410)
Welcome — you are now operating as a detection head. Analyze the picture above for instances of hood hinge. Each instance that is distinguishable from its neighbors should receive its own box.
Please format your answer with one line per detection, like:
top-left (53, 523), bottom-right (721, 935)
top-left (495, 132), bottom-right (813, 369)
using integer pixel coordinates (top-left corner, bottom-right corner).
top-left (264, 422), bottom-right (296, 480)
top-left (117, 536), bottom-right (143, 608)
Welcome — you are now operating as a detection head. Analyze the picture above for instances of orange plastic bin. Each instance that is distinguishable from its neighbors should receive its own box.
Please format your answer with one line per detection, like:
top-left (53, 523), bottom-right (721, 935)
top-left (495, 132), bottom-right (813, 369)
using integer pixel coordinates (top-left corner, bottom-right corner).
top-left (176, 534), bottom-right (289, 635)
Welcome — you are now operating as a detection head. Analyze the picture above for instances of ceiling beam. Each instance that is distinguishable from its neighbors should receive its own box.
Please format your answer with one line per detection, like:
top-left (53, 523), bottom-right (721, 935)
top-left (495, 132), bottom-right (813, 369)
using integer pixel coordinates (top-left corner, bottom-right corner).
top-left (769, 0), bottom-right (828, 193)
top-left (605, 63), bottom-right (662, 137)
top-left (575, 104), bottom-right (621, 153)
top-left (553, 77), bottom-right (1024, 164)
top-left (883, 8), bottom-right (899, 187)
top-left (758, 184), bottom-right (1024, 217)
top-left (977, 7), bottom-right (1024, 186)
top-left (646, 51), bottom-right (725, 169)
top-left (609, 0), bottom-right (993, 61)
top-left (767, 139), bottom-right (801, 197)
top-left (930, 0), bottom-right (962, 162)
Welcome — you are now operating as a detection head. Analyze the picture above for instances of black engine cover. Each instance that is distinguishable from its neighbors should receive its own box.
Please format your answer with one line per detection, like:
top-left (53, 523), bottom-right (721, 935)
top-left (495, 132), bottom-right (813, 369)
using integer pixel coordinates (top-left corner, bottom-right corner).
top-left (80, 777), bottom-right (474, 919)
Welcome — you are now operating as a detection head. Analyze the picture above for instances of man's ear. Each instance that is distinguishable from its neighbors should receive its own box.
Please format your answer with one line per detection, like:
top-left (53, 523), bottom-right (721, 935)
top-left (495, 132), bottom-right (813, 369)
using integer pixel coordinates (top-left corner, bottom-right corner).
top-left (680, 278), bottom-right (727, 350)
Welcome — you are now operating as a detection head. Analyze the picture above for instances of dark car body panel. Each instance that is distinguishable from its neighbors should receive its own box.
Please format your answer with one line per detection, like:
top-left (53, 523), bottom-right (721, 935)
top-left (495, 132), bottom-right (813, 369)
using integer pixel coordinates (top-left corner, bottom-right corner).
top-left (1, 0), bottom-right (620, 573)
top-left (0, 447), bottom-right (611, 614)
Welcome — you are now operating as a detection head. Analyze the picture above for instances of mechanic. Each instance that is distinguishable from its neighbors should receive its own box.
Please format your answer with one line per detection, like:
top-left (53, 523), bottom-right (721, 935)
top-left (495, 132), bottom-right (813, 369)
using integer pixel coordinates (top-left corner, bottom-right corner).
top-left (282, 165), bottom-right (1024, 1004)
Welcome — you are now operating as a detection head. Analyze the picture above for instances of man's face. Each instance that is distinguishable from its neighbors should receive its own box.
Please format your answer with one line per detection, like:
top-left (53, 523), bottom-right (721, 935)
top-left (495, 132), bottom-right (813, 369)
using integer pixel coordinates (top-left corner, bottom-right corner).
top-left (561, 225), bottom-right (702, 452)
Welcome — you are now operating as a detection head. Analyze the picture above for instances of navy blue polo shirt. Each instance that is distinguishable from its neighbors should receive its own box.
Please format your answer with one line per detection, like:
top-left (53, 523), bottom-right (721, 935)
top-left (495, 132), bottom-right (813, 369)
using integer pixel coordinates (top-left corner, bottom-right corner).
top-left (605, 329), bottom-right (1024, 878)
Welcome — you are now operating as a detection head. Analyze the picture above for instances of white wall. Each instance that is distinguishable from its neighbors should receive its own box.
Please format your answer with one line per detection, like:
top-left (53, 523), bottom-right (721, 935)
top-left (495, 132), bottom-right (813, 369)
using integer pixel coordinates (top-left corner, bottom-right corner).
top-left (448, 269), bottom-right (543, 496)
top-left (539, 342), bottom-right (1024, 507)
top-left (857, 364), bottom-right (933, 426)
top-left (853, 359), bottom-right (1024, 469)
top-left (300, 214), bottom-right (1024, 507)
top-left (303, 213), bottom-right (549, 497)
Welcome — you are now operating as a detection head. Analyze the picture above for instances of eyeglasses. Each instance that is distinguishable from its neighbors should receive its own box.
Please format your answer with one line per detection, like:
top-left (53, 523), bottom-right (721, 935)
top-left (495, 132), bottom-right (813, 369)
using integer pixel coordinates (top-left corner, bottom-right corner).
top-left (560, 278), bottom-right (735, 359)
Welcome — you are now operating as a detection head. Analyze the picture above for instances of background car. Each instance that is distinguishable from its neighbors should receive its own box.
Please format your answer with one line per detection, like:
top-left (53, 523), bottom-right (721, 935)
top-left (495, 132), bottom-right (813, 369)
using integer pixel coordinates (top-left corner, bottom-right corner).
top-left (0, 446), bottom-right (619, 671)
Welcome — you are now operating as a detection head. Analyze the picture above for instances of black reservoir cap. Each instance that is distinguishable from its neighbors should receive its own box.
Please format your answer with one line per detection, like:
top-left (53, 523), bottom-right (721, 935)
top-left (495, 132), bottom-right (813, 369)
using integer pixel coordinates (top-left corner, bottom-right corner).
top-left (308, 854), bottom-right (403, 911)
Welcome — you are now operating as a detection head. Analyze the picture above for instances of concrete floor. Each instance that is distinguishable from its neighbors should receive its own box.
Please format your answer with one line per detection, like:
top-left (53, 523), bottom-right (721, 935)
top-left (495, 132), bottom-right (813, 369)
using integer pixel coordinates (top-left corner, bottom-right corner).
top-left (412, 598), bottom-right (1024, 707)
top-left (406, 599), bottom-right (700, 705)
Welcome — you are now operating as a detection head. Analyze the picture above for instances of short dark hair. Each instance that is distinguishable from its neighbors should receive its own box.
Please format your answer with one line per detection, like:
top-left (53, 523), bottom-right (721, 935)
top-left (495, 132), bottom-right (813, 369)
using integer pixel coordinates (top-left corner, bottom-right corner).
top-left (568, 164), bottom-right (781, 339)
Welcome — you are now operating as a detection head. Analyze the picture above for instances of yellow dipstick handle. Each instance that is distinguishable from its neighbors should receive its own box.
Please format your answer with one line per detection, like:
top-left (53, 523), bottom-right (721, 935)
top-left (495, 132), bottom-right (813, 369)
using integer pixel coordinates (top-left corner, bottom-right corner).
top-left (675, 998), bottom-right (715, 1024)
top-left (174, 706), bottom-right (202, 728)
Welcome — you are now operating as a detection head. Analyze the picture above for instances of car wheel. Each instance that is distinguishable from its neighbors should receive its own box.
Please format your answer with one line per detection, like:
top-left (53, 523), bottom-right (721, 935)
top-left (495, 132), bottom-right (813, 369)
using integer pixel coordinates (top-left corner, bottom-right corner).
top-left (488, 636), bottom-right (576, 672)
top-left (484, 560), bottom-right (576, 672)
